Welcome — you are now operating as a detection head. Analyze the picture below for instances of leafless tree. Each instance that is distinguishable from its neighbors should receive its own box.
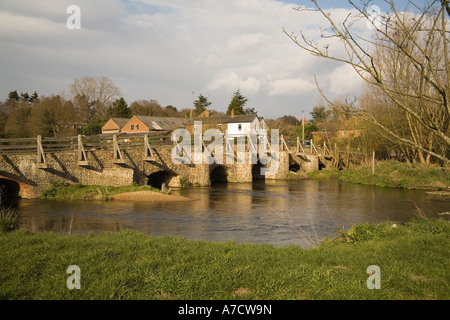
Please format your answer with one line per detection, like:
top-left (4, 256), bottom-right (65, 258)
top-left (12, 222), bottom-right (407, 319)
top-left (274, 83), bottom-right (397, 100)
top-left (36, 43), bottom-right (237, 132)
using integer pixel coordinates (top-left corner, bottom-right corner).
top-left (284, 0), bottom-right (449, 164)
top-left (69, 76), bottom-right (122, 120)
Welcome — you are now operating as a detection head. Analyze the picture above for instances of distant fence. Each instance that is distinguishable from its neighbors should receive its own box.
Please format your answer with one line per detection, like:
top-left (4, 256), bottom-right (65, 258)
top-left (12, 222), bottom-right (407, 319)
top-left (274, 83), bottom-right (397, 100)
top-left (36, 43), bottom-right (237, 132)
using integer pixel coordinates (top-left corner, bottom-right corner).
top-left (0, 132), bottom-right (173, 156)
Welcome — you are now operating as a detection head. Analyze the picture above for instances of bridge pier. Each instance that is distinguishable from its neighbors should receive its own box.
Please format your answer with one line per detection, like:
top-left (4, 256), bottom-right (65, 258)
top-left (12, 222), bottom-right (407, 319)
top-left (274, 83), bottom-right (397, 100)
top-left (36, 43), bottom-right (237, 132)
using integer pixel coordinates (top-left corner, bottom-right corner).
top-left (265, 151), bottom-right (290, 180)
top-left (189, 164), bottom-right (211, 187)
top-left (300, 154), bottom-right (319, 173)
top-left (226, 163), bottom-right (253, 183)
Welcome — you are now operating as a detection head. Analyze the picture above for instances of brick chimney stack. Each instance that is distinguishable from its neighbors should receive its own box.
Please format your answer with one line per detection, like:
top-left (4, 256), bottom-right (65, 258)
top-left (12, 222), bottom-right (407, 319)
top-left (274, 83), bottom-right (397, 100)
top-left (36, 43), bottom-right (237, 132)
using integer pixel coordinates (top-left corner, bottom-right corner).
top-left (231, 109), bottom-right (235, 117)
top-left (190, 109), bottom-right (193, 119)
top-left (205, 109), bottom-right (210, 117)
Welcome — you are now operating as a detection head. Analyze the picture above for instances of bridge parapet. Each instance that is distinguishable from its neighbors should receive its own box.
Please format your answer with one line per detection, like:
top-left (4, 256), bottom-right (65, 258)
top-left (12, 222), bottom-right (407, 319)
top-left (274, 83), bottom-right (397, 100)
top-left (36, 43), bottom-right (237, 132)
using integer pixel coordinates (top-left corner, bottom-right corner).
top-left (0, 133), bottom-right (313, 199)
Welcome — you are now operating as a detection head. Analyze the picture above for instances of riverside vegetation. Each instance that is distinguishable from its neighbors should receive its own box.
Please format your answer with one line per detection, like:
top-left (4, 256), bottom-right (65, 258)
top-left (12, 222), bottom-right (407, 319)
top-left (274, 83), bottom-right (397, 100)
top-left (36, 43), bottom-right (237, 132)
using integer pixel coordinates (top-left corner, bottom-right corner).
top-left (0, 217), bottom-right (448, 299)
top-left (1, 160), bottom-right (448, 299)
top-left (39, 181), bottom-right (171, 201)
top-left (307, 160), bottom-right (450, 191)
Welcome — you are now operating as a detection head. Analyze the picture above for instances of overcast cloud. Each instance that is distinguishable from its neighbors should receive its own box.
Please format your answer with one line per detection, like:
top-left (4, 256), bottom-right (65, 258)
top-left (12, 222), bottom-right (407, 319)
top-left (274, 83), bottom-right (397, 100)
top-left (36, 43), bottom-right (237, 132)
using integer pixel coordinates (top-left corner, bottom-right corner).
top-left (0, 0), bottom-right (379, 119)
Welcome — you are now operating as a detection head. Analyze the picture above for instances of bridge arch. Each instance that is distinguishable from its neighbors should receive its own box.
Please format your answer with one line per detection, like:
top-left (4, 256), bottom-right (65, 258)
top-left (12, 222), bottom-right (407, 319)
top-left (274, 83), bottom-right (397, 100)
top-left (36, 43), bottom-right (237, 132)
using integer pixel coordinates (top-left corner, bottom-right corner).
top-left (210, 165), bottom-right (228, 185)
top-left (147, 170), bottom-right (176, 190)
top-left (0, 174), bottom-right (35, 199)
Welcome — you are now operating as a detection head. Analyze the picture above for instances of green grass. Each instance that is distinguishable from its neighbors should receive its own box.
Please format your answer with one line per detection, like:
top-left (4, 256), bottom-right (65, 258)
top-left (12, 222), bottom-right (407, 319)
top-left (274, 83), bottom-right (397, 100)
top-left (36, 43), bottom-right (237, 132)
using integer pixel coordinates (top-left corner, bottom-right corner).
top-left (0, 217), bottom-right (449, 300)
top-left (39, 182), bottom-right (167, 201)
top-left (306, 170), bottom-right (341, 180)
top-left (308, 160), bottom-right (450, 190)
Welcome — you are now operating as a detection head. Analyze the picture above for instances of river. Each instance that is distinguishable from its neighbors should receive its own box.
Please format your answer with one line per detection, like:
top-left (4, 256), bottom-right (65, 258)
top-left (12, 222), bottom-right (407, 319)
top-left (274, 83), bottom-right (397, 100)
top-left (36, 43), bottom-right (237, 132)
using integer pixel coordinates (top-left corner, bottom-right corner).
top-left (8, 180), bottom-right (450, 247)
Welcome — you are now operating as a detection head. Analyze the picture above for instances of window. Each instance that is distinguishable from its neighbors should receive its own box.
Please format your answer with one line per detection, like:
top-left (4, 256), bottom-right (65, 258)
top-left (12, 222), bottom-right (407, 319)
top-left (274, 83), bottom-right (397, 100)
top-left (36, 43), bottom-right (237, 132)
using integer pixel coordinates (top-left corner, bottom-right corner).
top-left (238, 124), bottom-right (242, 131)
top-left (136, 124), bottom-right (139, 130)
top-left (131, 125), bottom-right (134, 130)
top-left (217, 124), bottom-right (222, 130)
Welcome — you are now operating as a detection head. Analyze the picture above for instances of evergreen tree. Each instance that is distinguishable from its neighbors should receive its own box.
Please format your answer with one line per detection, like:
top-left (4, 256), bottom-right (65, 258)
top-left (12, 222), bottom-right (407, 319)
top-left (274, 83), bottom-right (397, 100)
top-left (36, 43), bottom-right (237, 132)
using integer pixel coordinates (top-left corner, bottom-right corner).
top-left (20, 92), bottom-right (30, 103)
top-left (226, 90), bottom-right (248, 116)
top-left (244, 107), bottom-right (257, 115)
top-left (310, 106), bottom-right (329, 123)
top-left (30, 91), bottom-right (39, 104)
top-left (295, 123), bottom-right (318, 140)
top-left (193, 94), bottom-right (211, 116)
top-left (8, 90), bottom-right (20, 101)
top-left (109, 97), bottom-right (130, 118)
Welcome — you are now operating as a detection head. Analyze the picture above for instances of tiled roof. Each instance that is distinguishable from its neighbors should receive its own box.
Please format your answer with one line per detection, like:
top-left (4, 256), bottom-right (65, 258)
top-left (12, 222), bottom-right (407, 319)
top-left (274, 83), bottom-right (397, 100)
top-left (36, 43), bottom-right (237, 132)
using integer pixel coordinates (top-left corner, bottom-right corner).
top-left (186, 114), bottom-right (258, 125)
top-left (135, 116), bottom-right (188, 131)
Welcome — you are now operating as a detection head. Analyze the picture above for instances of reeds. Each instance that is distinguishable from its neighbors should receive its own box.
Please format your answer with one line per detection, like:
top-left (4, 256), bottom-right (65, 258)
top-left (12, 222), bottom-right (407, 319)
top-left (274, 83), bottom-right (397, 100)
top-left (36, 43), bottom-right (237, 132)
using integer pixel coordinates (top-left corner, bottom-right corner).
top-left (0, 207), bottom-right (19, 232)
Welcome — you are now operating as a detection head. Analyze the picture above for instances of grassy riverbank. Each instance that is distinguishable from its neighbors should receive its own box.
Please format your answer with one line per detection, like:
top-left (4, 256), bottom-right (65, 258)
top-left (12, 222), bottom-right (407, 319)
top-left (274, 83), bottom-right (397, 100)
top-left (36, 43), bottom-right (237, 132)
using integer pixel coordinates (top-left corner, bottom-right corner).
top-left (1, 217), bottom-right (449, 300)
top-left (39, 182), bottom-right (169, 201)
top-left (308, 160), bottom-right (450, 190)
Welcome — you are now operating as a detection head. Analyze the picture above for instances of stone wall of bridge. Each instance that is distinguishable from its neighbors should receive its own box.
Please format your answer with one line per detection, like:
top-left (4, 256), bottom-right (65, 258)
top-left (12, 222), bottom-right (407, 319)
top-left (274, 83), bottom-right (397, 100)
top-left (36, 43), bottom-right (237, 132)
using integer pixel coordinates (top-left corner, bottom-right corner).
top-left (0, 144), bottom-right (317, 199)
top-left (0, 146), bottom-right (197, 198)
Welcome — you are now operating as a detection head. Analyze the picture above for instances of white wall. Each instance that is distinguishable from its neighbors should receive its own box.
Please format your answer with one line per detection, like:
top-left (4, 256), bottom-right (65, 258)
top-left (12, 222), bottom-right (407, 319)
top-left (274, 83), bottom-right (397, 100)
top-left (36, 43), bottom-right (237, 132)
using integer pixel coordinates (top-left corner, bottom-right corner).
top-left (227, 118), bottom-right (261, 137)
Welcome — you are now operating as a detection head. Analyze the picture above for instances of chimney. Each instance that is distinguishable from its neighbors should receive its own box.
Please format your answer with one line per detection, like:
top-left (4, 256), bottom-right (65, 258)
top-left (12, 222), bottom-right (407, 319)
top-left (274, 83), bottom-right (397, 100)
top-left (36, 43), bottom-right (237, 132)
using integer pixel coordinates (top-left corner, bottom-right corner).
top-left (205, 109), bottom-right (210, 118)
top-left (190, 109), bottom-right (193, 119)
top-left (231, 109), bottom-right (235, 118)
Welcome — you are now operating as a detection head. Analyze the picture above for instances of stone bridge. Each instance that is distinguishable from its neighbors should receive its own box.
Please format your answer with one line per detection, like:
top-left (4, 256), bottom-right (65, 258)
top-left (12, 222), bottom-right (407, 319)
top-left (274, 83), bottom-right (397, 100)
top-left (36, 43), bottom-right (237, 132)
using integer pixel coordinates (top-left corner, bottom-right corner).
top-left (0, 134), bottom-right (319, 198)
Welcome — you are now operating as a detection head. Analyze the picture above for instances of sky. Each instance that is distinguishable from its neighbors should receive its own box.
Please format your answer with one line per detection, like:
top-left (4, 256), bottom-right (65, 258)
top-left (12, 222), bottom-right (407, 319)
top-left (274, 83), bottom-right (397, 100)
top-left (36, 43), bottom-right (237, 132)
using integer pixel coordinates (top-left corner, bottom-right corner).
top-left (0, 0), bottom-right (425, 120)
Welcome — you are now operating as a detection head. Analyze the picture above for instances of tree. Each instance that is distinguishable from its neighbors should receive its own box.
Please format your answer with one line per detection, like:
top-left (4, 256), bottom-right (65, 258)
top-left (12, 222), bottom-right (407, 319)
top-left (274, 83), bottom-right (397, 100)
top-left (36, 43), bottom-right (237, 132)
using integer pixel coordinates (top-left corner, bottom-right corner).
top-left (284, 1), bottom-right (450, 164)
top-left (72, 94), bottom-right (94, 124)
top-left (20, 92), bottom-right (30, 104)
top-left (69, 76), bottom-right (122, 120)
top-left (5, 102), bottom-right (31, 138)
top-left (129, 99), bottom-right (165, 116)
top-left (193, 94), bottom-right (212, 116)
top-left (30, 91), bottom-right (39, 104)
top-left (226, 90), bottom-right (248, 116)
top-left (29, 96), bottom-right (76, 137)
top-left (78, 119), bottom-right (107, 136)
top-left (8, 90), bottom-right (19, 101)
top-left (109, 97), bottom-right (130, 118)
top-left (244, 107), bottom-right (258, 115)
top-left (295, 122), bottom-right (318, 140)
top-left (310, 106), bottom-right (329, 123)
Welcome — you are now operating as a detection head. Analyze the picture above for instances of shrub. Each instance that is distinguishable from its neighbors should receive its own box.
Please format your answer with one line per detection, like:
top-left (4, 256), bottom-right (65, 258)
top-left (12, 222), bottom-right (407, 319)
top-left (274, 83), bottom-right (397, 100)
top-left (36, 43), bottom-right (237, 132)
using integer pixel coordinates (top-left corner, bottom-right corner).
top-left (180, 178), bottom-right (192, 188)
top-left (0, 207), bottom-right (19, 232)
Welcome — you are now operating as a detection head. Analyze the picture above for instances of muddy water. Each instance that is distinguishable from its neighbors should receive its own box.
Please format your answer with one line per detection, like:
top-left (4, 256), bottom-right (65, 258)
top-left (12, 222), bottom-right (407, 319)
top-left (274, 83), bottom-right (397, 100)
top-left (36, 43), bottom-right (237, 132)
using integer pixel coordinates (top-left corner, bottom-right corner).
top-left (9, 180), bottom-right (449, 247)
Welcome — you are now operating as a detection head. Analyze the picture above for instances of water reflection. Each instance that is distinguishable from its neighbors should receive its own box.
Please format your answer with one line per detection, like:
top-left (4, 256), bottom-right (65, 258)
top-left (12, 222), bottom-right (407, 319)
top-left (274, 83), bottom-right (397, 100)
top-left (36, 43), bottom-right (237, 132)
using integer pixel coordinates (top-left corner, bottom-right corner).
top-left (10, 180), bottom-right (449, 247)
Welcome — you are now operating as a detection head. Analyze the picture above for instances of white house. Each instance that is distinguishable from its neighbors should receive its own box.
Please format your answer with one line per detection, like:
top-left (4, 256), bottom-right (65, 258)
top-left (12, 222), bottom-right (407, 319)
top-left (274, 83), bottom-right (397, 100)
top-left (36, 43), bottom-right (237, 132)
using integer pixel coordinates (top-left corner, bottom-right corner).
top-left (186, 113), bottom-right (267, 140)
top-left (225, 114), bottom-right (264, 138)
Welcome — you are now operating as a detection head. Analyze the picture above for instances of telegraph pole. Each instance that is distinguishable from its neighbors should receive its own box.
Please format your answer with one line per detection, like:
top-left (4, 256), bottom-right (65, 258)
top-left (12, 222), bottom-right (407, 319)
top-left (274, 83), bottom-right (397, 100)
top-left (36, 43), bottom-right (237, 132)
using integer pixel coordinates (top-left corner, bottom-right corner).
top-left (302, 109), bottom-right (305, 145)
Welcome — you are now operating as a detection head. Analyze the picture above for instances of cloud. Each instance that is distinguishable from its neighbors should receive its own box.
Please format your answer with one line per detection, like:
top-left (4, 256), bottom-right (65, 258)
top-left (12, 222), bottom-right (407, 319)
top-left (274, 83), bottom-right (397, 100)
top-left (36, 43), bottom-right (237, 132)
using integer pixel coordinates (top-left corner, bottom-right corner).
top-left (0, 0), bottom-right (369, 119)
top-left (207, 72), bottom-right (262, 95)
top-left (268, 78), bottom-right (316, 96)
top-left (326, 64), bottom-right (364, 96)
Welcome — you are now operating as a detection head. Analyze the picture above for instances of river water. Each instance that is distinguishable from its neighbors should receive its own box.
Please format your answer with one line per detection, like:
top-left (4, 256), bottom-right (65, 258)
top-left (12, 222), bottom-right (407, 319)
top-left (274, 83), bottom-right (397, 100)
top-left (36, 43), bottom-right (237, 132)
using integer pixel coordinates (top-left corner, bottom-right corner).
top-left (9, 180), bottom-right (450, 247)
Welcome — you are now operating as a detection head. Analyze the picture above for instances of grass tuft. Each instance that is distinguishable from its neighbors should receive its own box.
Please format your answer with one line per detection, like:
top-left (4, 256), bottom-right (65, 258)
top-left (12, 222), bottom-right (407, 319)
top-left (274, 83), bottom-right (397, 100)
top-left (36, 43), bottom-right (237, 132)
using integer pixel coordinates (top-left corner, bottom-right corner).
top-left (0, 207), bottom-right (19, 232)
top-left (39, 181), bottom-right (168, 201)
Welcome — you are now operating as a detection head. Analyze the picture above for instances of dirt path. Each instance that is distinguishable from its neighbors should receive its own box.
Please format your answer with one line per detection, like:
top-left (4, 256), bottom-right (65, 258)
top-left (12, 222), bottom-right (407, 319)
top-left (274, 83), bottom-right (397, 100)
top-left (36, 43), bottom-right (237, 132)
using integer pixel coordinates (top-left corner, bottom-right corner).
top-left (110, 191), bottom-right (191, 202)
